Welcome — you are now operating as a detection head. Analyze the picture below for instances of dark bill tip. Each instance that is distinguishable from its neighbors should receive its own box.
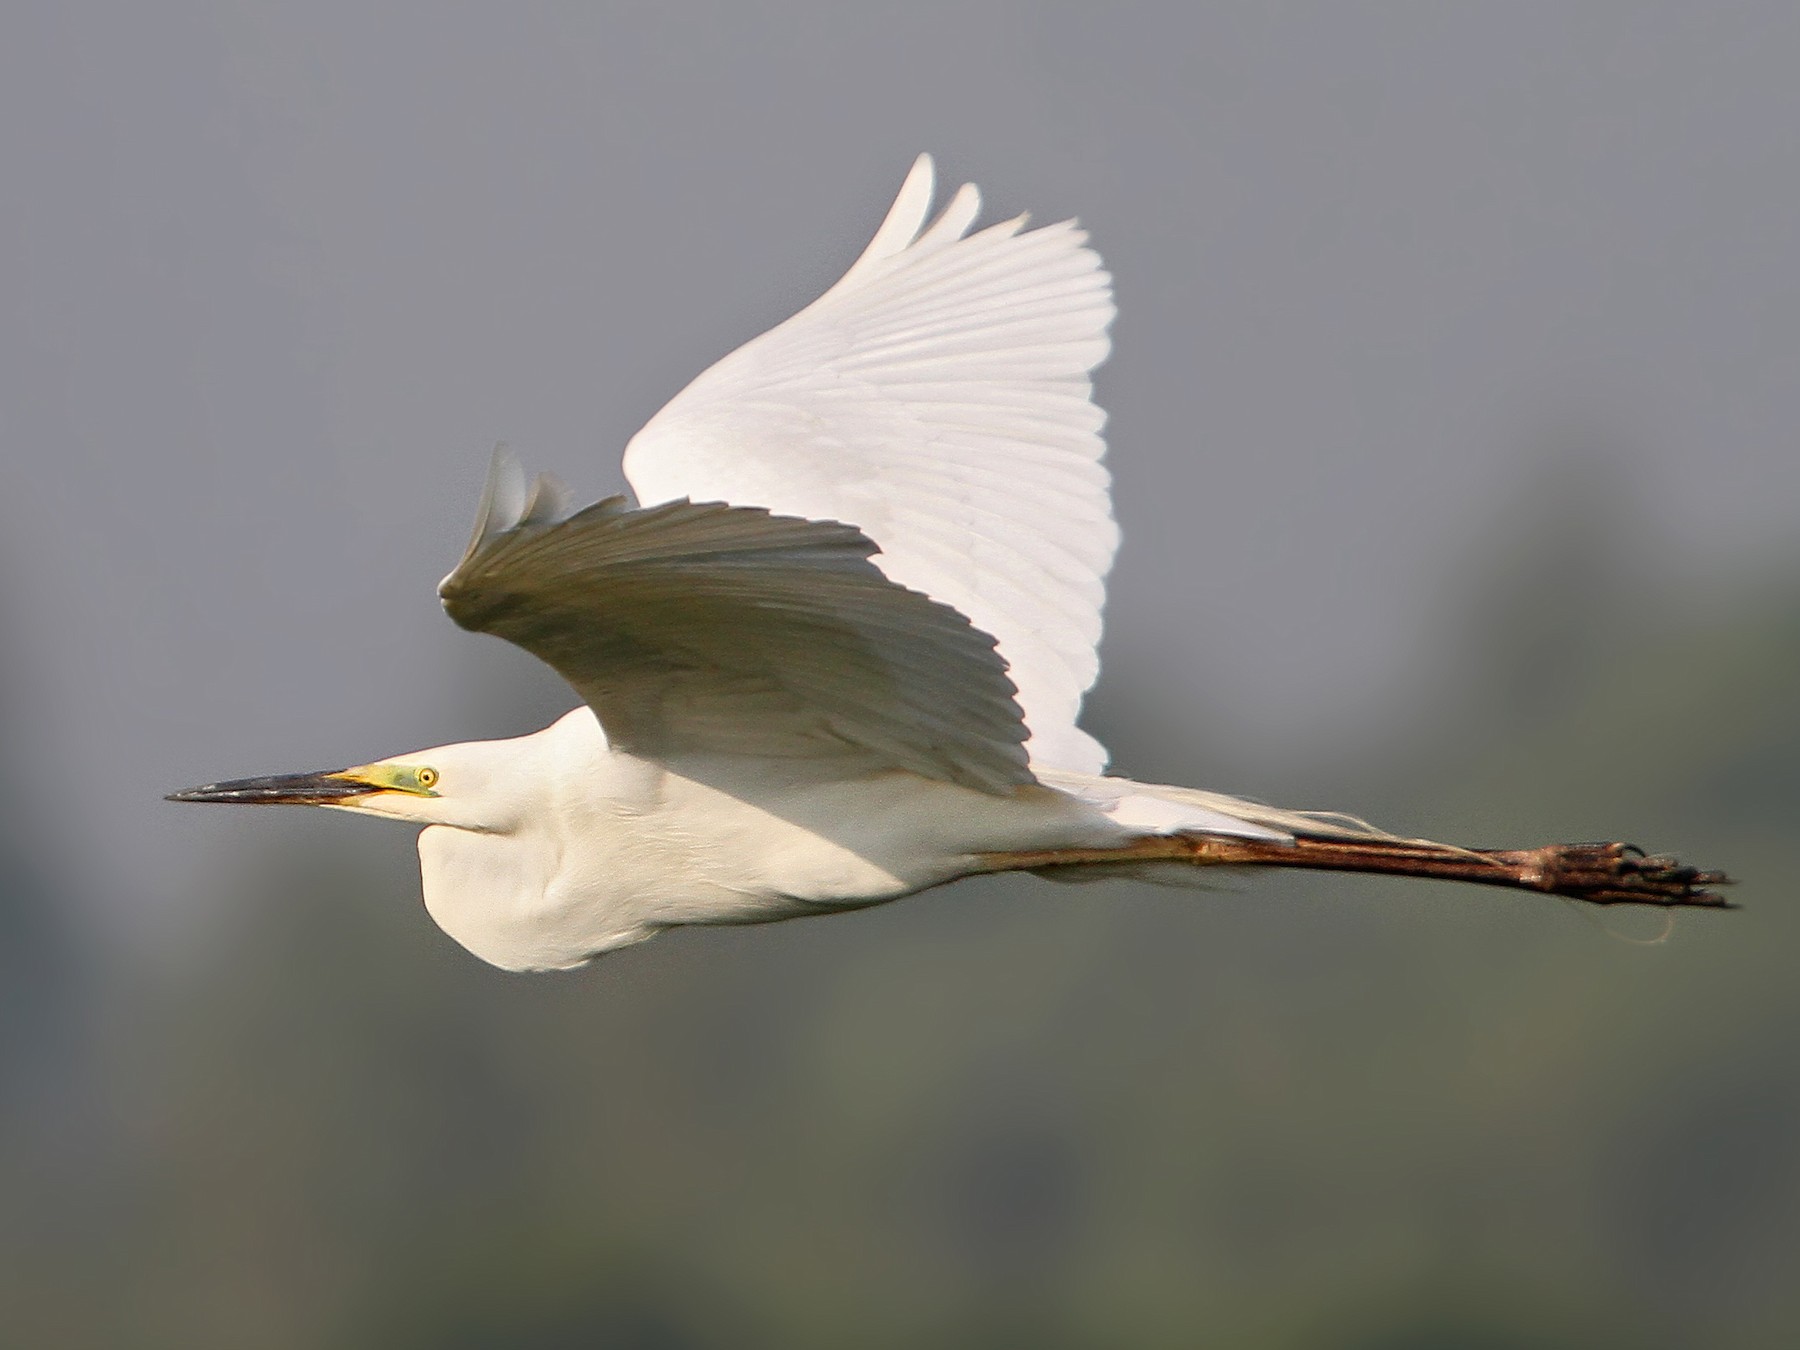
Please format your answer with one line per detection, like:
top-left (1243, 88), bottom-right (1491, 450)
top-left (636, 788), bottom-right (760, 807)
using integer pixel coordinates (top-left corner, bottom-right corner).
top-left (166, 770), bottom-right (375, 806)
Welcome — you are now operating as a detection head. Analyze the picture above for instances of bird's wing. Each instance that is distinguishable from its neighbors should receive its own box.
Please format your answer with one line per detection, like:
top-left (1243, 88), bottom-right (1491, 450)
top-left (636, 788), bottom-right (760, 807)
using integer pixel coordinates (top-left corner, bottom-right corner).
top-left (621, 154), bottom-right (1118, 775)
top-left (439, 450), bottom-right (1032, 794)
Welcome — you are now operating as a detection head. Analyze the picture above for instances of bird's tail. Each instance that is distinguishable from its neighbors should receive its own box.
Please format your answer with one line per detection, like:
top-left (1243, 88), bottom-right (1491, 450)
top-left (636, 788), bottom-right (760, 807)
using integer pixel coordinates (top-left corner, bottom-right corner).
top-left (1034, 768), bottom-right (1405, 846)
top-left (992, 770), bottom-right (1733, 910)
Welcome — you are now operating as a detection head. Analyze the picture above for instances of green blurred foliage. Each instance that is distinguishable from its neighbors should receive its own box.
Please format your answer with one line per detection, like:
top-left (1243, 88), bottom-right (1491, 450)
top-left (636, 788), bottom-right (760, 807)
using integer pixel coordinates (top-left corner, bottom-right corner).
top-left (2, 480), bottom-right (1796, 1349)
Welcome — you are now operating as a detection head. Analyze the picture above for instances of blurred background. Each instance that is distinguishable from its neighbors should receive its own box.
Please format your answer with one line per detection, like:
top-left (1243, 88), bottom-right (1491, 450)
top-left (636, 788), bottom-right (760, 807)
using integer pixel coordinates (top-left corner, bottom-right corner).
top-left (3, 4), bottom-right (1797, 1347)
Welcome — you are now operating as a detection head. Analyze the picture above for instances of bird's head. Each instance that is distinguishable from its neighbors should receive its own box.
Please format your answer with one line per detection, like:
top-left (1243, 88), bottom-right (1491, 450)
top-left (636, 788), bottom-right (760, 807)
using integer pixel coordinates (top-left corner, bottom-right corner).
top-left (168, 740), bottom-right (515, 832)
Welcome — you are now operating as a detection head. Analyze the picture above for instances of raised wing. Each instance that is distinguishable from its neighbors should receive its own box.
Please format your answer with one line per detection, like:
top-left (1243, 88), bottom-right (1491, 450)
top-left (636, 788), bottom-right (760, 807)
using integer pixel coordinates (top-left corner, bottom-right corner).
top-left (622, 155), bottom-right (1118, 775)
top-left (439, 451), bottom-right (1032, 794)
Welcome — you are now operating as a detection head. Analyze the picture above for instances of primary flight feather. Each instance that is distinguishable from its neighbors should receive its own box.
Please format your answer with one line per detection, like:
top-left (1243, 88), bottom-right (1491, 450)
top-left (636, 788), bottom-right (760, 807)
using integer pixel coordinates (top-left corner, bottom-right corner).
top-left (171, 155), bottom-right (1729, 972)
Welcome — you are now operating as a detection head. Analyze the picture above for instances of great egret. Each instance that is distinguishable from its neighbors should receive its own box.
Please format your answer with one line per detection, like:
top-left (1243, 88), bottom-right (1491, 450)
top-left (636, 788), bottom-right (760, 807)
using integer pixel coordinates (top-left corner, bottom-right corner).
top-left (170, 156), bottom-right (1729, 972)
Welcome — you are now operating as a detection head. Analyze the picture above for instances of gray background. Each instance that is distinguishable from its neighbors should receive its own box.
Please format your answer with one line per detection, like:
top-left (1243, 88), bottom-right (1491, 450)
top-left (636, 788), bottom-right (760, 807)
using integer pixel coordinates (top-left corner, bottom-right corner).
top-left (2, 5), bottom-right (1797, 1347)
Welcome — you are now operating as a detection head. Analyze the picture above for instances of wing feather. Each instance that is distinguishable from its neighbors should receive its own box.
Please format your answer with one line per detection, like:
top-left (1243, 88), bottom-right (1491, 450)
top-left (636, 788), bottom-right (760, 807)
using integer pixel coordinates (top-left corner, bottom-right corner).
top-left (440, 450), bottom-right (1032, 793)
top-left (622, 155), bottom-right (1118, 774)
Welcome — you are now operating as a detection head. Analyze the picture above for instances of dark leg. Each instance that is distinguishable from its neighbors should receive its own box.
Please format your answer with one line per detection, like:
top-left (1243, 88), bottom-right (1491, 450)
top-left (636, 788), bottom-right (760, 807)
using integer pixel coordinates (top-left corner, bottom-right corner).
top-left (975, 834), bottom-right (1734, 910)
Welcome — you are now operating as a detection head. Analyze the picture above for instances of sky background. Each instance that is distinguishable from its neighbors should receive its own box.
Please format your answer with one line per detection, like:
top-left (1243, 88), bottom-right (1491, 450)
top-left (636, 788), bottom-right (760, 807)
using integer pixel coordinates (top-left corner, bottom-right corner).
top-left (2, 8), bottom-right (1798, 1346)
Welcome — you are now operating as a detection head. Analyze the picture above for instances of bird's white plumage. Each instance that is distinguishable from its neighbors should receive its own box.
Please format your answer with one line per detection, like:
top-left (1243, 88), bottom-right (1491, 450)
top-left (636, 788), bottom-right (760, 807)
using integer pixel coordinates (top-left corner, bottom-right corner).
top-left (623, 154), bottom-right (1118, 774)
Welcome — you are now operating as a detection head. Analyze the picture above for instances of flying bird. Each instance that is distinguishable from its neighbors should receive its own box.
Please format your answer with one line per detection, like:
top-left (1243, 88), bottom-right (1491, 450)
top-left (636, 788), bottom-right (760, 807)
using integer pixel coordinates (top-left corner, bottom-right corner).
top-left (170, 156), bottom-right (1730, 971)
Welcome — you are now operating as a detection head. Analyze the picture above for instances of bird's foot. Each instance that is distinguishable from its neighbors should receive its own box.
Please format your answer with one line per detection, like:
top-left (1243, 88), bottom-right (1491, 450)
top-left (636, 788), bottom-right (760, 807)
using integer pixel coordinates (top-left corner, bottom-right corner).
top-left (1499, 841), bottom-right (1736, 909)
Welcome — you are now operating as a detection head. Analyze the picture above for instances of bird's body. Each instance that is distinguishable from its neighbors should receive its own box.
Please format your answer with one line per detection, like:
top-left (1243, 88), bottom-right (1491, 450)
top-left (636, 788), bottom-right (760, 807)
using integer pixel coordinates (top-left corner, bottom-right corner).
top-left (173, 156), bottom-right (1728, 970)
top-left (354, 707), bottom-right (1296, 971)
top-left (412, 708), bottom-right (1078, 970)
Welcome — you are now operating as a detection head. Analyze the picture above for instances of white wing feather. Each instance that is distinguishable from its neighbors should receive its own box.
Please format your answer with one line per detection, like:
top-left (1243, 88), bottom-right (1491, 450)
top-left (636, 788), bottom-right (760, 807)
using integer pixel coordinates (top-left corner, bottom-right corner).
top-left (623, 155), bottom-right (1119, 774)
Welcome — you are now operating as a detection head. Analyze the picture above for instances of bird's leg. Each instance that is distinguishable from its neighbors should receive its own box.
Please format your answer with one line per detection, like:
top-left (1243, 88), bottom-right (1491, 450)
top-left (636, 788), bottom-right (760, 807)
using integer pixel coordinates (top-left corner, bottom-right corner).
top-left (974, 835), bottom-right (1735, 910)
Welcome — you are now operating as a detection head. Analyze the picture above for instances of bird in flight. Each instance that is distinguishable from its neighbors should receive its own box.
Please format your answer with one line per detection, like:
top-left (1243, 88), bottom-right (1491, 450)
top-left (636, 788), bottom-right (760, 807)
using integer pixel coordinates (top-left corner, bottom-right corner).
top-left (170, 156), bottom-right (1730, 971)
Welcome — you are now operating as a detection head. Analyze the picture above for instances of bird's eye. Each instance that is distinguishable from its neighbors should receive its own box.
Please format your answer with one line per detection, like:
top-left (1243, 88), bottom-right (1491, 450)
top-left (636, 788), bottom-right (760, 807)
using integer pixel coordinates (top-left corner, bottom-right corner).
top-left (416, 766), bottom-right (440, 790)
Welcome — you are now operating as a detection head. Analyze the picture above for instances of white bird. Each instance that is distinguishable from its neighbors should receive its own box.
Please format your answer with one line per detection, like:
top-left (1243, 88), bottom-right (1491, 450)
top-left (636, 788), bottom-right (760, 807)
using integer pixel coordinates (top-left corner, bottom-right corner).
top-left (170, 156), bottom-right (1728, 971)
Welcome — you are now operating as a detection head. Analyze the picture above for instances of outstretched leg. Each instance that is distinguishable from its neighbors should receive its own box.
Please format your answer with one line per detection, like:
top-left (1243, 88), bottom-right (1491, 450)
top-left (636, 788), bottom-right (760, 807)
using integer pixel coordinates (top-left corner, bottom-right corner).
top-left (975, 834), bottom-right (1734, 910)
